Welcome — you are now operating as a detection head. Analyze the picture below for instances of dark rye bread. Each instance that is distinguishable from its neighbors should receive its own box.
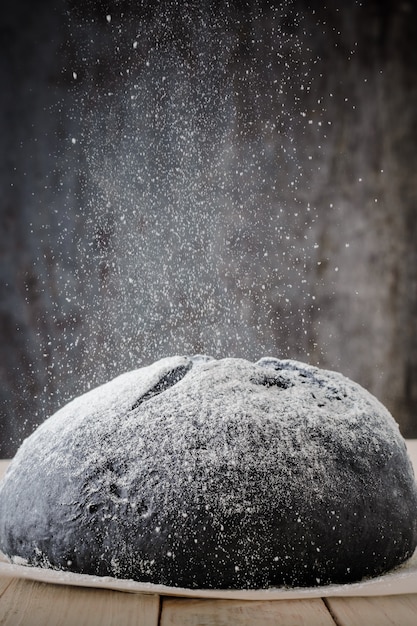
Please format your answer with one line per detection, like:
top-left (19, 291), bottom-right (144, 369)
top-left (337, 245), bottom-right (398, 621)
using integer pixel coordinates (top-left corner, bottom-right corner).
top-left (1, 356), bottom-right (416, 589)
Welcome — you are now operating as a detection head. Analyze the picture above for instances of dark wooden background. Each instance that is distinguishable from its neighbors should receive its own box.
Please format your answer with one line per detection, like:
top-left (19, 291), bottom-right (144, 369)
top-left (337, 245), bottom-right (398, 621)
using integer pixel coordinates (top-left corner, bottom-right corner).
top-left (1, 0), bottom-right (416, 456)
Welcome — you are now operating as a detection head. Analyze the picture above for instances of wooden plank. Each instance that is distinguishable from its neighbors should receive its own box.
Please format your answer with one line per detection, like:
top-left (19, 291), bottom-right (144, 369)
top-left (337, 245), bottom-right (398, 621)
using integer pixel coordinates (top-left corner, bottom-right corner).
top-left (160, 597), bottom-right (336, 626)
top-left (0, 575), bottom-right (13, 596)
top-left (406, 439), bottom-right (417, 475)
top-left (0, 578), bottom-right (160, 626)
top-left (325, 595), bottom-right (417, 626)
top-left (0, 460), bottom-right (10, 480)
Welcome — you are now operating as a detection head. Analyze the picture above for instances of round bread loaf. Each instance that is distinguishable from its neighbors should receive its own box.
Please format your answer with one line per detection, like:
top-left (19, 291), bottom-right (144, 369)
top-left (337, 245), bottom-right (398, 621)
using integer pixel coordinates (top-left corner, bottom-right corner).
top-left (1, 356), bottom-right (416, 589)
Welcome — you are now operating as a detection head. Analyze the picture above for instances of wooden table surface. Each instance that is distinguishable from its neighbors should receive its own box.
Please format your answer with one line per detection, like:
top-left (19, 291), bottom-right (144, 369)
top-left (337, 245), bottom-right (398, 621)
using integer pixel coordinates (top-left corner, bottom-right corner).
top-left (1, 442), bottom-right (417, 626)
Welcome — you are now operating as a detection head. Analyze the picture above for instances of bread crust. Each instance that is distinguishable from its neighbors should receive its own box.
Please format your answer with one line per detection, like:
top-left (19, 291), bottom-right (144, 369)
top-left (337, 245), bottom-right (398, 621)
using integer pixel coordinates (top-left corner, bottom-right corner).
top-left (1, 356), bottom-right (416, 589)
